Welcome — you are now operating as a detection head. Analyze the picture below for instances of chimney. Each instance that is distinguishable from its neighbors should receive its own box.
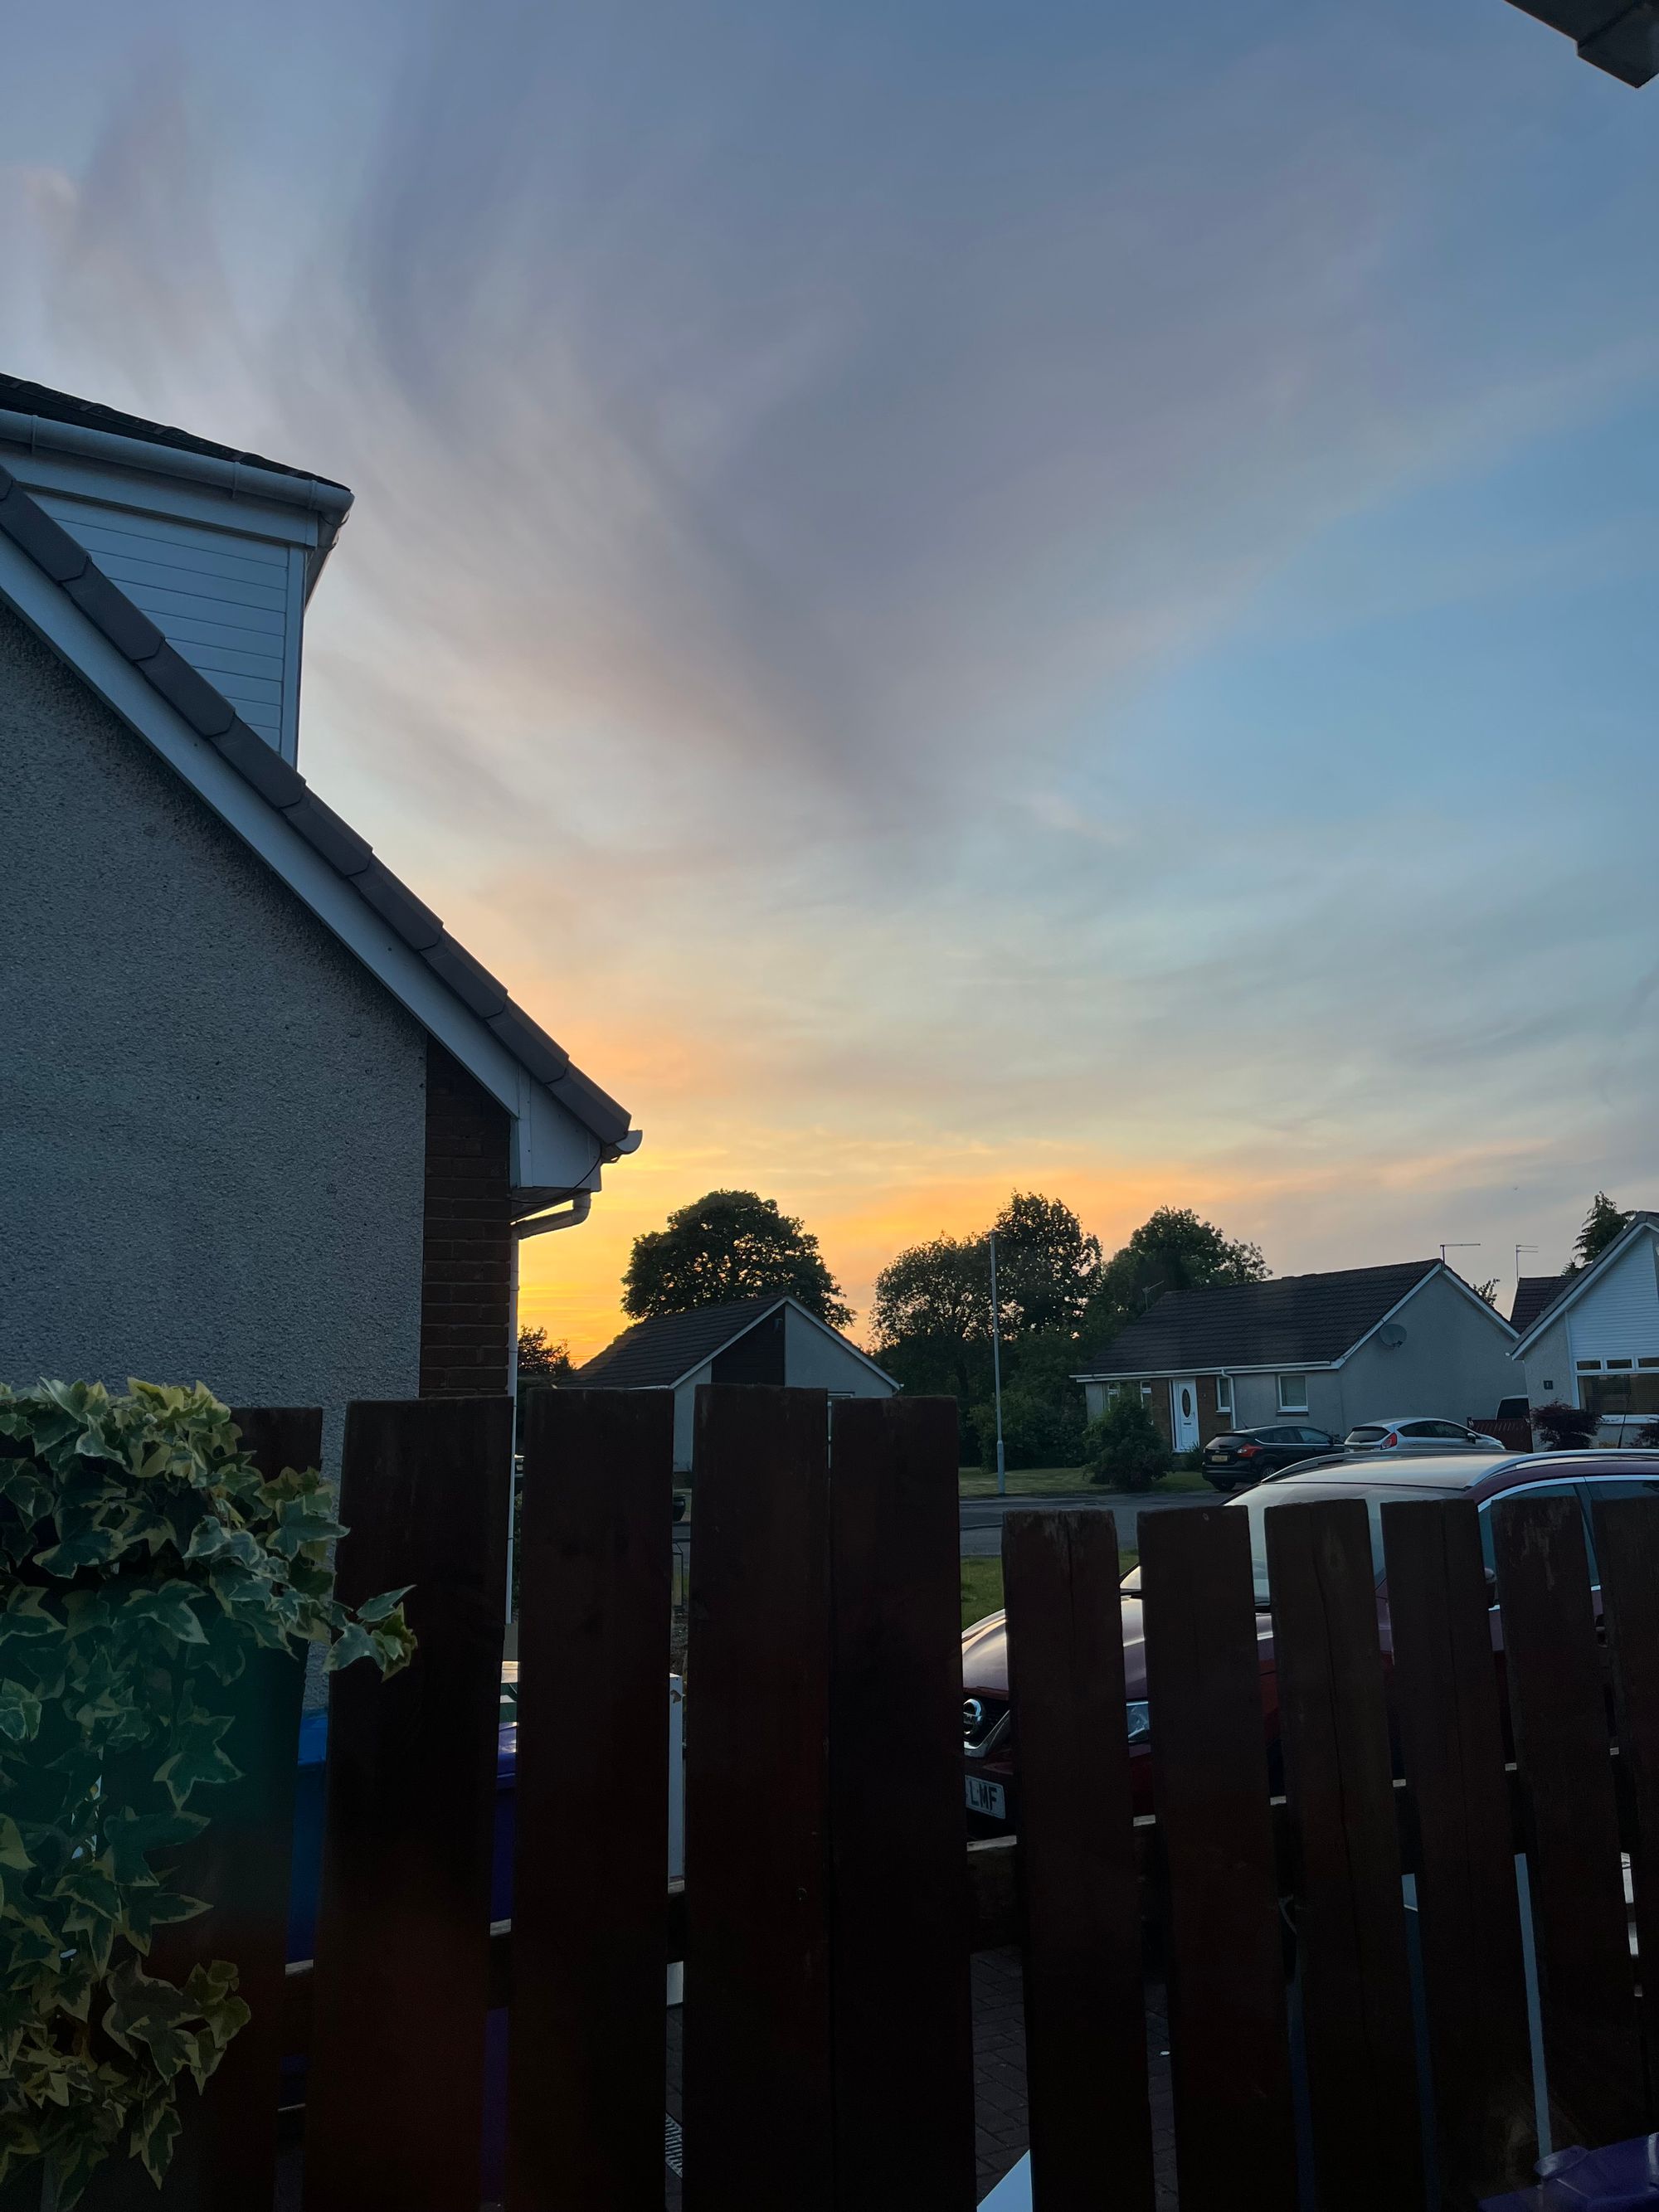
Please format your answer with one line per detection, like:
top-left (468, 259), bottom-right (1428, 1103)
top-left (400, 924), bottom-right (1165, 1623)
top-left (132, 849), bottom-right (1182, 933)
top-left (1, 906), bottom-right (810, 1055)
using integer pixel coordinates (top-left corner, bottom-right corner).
top-left (0, 379), bottom-right (352, 767)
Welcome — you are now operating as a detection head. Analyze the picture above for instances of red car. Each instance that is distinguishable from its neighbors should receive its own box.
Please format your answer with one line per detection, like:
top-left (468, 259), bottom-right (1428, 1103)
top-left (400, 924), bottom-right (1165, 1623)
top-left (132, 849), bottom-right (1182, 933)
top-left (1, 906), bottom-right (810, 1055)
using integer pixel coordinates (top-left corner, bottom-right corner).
top-left (961, 1448), bottom-right (1659, 1832)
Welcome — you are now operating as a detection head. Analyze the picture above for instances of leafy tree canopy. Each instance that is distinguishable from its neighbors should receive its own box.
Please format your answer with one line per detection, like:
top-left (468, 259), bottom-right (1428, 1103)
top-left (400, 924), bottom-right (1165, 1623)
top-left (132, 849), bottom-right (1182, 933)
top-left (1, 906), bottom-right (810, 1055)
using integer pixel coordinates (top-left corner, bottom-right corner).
top-left (989, 1192), bottom-right (1102, 1336)
top-left (622, 1189), bottom-right (851, 1329)
top-left (1574, 1191), bottom-right (1630, 1270)
top-left (1084, 1205), bottom-right (1267, 1349)
top-left (516, 1326), bottom-right (572, 1382)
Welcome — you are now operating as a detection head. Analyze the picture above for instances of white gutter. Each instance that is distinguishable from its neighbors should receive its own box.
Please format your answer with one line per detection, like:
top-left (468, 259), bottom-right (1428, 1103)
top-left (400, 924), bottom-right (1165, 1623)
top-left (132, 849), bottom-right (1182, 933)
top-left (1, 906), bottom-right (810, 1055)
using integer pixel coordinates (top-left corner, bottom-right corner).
top-left (0, 406), bottom-right (353, 518)
top-left (513, 1191), bottom-right (594, 1241)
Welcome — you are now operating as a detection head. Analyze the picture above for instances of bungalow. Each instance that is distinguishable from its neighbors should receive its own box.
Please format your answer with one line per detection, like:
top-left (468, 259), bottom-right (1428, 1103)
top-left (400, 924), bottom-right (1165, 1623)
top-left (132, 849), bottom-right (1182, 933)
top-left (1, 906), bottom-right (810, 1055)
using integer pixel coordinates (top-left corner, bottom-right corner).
top-left (1510, 1212), bottom-right (1659, 1422)
top-left (573, 1296), bottom-right (898, 1473)
top-left (1073, 1260), bottom-right (1520, 1451)
top-left (0, 377), bottom-right (635, 1451)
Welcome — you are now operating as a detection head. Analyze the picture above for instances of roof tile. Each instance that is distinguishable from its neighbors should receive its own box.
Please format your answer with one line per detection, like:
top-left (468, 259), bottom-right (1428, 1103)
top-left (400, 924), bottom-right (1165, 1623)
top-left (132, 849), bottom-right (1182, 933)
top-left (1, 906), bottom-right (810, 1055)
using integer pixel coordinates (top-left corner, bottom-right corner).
top-left (422, 936), bottom-right (509, 1019)
top-left (354, 859), bottom-right (443, 952)
top-left (0, 475), bottom-right (89, 585)
top-left (141, 640), bottom-right (237, 739)
top-left (484, 1003), bottom-right (570, 1086)
top-left (211, 719), bottom-right (305, 809)
top-left (61, 565), bottom-right (166, 664)
top-left (574, 1297), bottom-right (793, 1388)
top-left (1079, 1261), bottom-right (1461, 1375)
top-left (279, 789), bottom-right (373, 878)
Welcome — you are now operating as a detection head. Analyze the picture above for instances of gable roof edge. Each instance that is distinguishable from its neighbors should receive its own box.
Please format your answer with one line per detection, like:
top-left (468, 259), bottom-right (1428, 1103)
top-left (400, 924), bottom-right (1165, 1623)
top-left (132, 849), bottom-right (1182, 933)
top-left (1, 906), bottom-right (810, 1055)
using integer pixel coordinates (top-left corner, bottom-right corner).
top-left (0, 518), bottom-right (632, 1187)
top-left (1331, 1262), bottom-right (1516, 1367)
top-left (1511, 1215), bottom-right (1659, 1356)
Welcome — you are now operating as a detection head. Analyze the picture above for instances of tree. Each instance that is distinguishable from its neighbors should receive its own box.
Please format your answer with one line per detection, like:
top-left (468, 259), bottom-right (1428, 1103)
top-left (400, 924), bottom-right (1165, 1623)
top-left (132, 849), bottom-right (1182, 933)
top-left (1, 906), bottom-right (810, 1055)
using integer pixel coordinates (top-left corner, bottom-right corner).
top-left (1083, 1206), bottom-right (1268, 1349)
top-left (1084, 1392), bottom-right (1172, 1491)
top-left (622, 1189), bottom-right (852, 1328)
top-left (517, 1325), bottom-right (572, 1383)
top-left (1472, 1279), bottom-right (1500, 1306)
top-left (1574, 1192), bottom-right (1629, 1270)
top-left (988, 1192), bottom-right (1102, 1336)
top-left (869, 1234), bottom-right (992, 1407)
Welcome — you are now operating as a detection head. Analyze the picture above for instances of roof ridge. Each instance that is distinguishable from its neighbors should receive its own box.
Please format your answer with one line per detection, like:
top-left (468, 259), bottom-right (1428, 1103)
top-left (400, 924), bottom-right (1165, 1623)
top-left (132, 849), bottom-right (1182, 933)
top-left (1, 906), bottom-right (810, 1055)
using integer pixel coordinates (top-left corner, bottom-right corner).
top-left (0, 457), bottom-right (630, 1149)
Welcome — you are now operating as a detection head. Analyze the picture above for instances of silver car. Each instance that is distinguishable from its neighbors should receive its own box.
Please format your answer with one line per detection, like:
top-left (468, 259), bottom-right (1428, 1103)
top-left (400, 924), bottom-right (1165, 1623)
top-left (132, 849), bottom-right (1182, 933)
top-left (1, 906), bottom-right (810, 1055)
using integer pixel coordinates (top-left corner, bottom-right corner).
top-left (1343, 1416), bottom-right (1505, 1454)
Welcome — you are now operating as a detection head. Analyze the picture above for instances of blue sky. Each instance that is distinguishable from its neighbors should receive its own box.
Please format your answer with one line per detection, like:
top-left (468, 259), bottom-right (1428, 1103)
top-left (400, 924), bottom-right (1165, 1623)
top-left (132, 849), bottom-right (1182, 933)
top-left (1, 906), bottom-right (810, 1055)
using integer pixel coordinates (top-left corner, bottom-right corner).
top-left (7, 0), bottom-right (1657, 1349)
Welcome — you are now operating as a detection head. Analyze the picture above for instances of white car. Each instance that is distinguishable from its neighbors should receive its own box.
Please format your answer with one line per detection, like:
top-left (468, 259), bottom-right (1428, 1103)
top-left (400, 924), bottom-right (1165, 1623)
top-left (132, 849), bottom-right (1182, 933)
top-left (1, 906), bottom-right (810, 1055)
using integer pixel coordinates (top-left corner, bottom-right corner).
top-left (1343, 1417), bottom-right (1505, 1454)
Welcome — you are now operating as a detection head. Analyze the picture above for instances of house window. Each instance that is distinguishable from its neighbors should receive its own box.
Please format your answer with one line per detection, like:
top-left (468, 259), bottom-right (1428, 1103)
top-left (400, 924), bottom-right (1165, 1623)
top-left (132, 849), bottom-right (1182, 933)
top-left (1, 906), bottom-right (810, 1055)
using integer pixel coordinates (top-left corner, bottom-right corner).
top-left (1277, 1373), bottom-right (1309, 1413)
top-left (1577, 1359), bottom-right (1603, 1372)
top-left (1608, 1359), bottom-right (1633, 1371)
top-left (1214, 1374), bottom-right (1233, 1417)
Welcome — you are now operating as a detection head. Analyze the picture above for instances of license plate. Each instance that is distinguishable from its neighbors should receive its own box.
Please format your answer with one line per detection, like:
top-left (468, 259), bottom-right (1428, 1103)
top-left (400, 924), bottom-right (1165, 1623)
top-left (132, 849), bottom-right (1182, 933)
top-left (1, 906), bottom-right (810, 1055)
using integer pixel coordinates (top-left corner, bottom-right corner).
top-left (966, 1774), bottom-right (1006, 1821)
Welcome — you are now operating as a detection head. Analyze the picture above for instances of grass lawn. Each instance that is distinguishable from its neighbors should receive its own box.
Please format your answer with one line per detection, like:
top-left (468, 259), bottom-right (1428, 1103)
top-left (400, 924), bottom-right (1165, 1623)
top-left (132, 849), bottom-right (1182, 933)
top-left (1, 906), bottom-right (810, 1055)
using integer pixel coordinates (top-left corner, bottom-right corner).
top-left (958, 1463), bottom-right (1214, 1498)
top-left (961, 1546), bottom-right (1139, 1630)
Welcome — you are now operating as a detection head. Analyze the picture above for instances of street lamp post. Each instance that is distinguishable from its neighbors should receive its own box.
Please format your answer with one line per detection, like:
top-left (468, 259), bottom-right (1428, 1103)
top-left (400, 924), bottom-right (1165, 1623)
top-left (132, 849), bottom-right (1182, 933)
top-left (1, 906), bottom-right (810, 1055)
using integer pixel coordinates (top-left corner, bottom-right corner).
top-left (989, 1232), bottom-right (1007, 1500)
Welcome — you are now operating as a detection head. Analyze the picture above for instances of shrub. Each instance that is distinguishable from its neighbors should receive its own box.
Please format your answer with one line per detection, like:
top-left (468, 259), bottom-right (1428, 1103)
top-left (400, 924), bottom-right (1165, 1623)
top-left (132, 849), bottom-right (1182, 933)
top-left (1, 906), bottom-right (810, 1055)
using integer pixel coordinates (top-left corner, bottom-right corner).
top-left (970, 1386), bottom-right (1088, 1473)
top-left (0, 1381), bottom-right (414, 2208)
top-left (1084, 1393), bottom-right (1172, 1491)
top-left (1529, 1399), bottom-right (1598, 1450)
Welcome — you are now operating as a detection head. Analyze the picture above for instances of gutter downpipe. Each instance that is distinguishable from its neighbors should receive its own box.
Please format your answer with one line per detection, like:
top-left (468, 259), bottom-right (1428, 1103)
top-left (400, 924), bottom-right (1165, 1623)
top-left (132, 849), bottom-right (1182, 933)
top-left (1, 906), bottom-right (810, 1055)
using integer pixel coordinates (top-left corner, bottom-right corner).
top-left (504, 1191), bottom-right (595, 1620)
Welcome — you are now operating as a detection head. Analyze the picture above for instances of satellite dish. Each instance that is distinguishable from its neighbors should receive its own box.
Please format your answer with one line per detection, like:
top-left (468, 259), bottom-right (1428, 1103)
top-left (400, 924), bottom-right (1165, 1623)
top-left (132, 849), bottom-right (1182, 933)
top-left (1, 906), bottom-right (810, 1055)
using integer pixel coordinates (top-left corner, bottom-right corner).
top-left (1377, 1322), bottom-right (1408, 1349)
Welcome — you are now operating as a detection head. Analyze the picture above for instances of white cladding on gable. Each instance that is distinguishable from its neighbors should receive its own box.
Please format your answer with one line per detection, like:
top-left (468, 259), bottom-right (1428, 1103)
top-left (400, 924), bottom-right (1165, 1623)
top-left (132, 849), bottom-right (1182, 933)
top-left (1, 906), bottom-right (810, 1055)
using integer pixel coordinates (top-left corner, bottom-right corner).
top-left (1, 442), bottom-right (334, 768)
top-left (36, 496), bottom-right (299, 756)
top-left (1567, 1231), bottom-right (1659, 1364)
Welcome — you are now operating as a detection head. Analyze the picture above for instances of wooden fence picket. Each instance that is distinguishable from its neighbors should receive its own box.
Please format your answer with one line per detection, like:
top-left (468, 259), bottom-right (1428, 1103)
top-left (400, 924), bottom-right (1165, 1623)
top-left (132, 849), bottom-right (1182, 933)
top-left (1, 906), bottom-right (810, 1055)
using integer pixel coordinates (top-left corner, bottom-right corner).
top-left (1587, 1490), bottom-right (1659, 2122)
top-left (1381, 1498), bottom-right (1535, 2205)
top-left (302, 1396), bottom-right (512, 2212)
top-left (1002, 1507), bottom-right (1153, 2212)
top-left (1491, 1490), bottom-right (1645, 2150)
top-left (828, 1396), bottom-right (975, 2211)
top-left (1267, 1498), bottom-right (1424, 2212)
top-left (681, 1385), bottom-right (835, 2212)
top-left (1137, 1506), bottom-right (1296, 2212)
top-left (507, 1388), bottom-right (674, 2210)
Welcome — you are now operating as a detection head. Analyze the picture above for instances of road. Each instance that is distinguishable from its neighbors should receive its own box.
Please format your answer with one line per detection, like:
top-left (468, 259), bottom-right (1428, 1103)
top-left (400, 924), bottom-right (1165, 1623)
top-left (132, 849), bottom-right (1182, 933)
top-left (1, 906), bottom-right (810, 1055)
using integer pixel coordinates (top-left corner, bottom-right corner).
top-left (956, 1487), bottom-right (1214, 1557)
top-left (669, 1485), bottom-right (1216, 1578)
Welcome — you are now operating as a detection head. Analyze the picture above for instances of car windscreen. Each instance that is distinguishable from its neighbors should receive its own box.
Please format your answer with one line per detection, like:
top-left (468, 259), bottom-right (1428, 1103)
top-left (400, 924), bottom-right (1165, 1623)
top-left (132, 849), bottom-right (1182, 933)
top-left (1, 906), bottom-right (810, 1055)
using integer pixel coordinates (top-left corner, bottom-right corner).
top-left (1119, 1482), bottom-right (1433, 1607)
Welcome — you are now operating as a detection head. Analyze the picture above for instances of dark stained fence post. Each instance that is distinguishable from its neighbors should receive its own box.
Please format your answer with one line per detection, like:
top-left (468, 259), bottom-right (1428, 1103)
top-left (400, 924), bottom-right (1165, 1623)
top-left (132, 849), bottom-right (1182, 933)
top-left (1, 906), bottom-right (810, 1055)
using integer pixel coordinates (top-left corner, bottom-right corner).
top-left (1137, 1507), bottom-right (1296, 2212)
top-left (133, 1407), bottom-right (319, 2211)
top-left (1592, 1490), bottom-right (1659, 2118)
top-left (303, 1396), bottom-right (513, 2212)
top-left (507, 1388), bottom-right (674, 2211)
top-left (1267, 1499), bottom-right (1425, 2212)
top-left (682, 1385), bottom-right (834, 2212)
top-left (1381, 1498), bottom-right (1535, 2205)
top-left (828, 1396), bottom-right (975, 2212)
top-left (1491, 1490), bottom-right (1645, 2149)
top-left (1002, 1508), bottom-right (1153, 2212)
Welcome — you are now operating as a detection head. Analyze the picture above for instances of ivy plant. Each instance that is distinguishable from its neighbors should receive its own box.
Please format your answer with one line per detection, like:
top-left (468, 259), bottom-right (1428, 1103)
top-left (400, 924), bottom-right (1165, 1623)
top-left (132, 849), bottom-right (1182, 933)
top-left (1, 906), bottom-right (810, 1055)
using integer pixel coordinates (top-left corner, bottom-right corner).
top-left (0, 1381), bottom-right (415, 2208)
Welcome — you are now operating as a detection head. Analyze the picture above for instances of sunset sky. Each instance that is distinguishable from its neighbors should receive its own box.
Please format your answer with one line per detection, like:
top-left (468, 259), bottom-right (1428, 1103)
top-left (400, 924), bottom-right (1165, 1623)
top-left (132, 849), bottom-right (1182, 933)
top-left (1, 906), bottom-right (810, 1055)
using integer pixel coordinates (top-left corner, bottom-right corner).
top-left (8, 1), bottom-right (1658, 1358)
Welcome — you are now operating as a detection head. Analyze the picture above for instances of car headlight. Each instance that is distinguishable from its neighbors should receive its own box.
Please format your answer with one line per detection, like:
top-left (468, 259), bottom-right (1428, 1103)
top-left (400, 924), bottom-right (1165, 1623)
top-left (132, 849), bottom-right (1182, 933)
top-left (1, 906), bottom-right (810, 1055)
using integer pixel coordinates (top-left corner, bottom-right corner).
top-left (1126, 1699), bottom-right (1151, 1745)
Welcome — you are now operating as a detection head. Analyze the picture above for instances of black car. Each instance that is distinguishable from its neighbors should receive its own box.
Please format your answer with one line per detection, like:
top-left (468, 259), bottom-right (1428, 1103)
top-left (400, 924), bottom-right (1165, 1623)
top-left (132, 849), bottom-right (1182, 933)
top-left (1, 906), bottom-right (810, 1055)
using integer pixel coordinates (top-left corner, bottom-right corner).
top-left (1202, 1422), bottom-right (1338, 1492)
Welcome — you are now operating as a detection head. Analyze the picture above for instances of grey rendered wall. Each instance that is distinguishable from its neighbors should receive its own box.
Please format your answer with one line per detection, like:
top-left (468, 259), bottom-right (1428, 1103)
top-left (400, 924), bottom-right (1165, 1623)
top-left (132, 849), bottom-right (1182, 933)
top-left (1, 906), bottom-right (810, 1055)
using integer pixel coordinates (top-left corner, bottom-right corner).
top-left (672, 1367), bottom-right (710, 1473)
top-left (781, 1305), bottom-right (896, 1398)
top-left (1337, 1271), bottom-right (1518, 1429)
top-left (1520, 1315), bottom-right (1573, 1407)
top-left (0, 603), bottom-right (426, 1457)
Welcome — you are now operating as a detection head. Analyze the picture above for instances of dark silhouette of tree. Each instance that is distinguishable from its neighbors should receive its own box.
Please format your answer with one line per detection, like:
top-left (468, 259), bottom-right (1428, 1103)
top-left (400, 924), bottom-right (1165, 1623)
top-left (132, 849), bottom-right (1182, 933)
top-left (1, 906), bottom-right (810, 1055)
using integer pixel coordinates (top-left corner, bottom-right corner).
top-left (622, 1189), bottom-right (851, 1328)
top-left (1574, 1191), bottom-right (1630, 1270)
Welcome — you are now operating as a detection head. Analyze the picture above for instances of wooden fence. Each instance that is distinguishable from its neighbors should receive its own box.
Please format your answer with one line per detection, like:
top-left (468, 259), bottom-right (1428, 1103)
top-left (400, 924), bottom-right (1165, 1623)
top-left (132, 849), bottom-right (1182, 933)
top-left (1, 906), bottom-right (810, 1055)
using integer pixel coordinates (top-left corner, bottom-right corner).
top-left (47, 1386), bottom-right (1659, 2210)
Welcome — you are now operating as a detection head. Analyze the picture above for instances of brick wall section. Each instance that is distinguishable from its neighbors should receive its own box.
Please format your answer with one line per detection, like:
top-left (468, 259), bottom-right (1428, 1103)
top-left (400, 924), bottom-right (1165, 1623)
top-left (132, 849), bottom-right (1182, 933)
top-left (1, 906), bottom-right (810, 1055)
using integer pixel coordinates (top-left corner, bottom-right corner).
top-left (420, 1039), bottom-right (513, 1397)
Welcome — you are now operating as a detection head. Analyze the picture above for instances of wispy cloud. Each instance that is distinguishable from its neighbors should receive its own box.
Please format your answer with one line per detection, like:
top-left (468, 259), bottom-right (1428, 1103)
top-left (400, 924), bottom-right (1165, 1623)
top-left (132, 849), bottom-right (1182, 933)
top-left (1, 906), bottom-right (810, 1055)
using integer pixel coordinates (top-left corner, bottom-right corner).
top-left (6, 0), bottom-right (1658, 1347)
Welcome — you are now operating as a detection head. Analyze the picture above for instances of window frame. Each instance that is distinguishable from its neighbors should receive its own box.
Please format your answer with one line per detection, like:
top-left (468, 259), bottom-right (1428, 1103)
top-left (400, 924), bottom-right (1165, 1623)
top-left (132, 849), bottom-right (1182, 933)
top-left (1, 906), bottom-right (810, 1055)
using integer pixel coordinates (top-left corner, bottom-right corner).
top-left (1277, 1373), bottom-right (1310, 1414)
top-left (1214, 1373), bottom-right (1233, 1417)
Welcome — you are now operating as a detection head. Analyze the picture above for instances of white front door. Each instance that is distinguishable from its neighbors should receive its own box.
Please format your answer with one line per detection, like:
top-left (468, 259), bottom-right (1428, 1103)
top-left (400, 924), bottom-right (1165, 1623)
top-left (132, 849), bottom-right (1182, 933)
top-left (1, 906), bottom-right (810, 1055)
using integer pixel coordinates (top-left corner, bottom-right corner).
top-left (1171, 1378), bottom-right (1199, 1453)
